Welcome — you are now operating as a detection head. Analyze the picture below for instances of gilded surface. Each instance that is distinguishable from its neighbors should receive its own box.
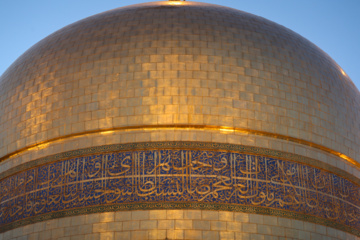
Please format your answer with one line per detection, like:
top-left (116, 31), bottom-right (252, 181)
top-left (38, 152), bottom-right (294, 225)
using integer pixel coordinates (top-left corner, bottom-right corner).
top-left (1, 1), bottom-right (360, 164)
top-left (1, 148), bottom-right (359, 232)
top-left (0, 125), bottom-right (358, 169)
top-left (1, 1), bottom-right (360, 238)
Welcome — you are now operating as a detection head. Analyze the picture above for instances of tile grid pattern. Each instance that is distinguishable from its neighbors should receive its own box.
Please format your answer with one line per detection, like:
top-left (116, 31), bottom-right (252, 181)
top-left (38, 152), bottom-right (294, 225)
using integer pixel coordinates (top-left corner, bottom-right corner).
top-left (0, 1), bottom-right (359, 239)
top-left (0, 1), bottom-right (359, 163)
top-left (1, 210), bottom-right (359, 240)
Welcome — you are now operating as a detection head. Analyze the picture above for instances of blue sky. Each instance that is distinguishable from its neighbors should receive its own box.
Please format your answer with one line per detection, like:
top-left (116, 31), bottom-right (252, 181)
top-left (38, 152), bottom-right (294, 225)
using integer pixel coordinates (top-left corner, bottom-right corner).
top-left (1, 0), bottom-right (359, 90)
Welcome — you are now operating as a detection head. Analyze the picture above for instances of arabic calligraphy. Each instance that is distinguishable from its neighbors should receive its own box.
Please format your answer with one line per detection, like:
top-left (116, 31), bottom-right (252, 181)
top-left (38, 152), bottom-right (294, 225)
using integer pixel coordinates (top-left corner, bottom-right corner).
top-left (0, 149), bottom-right (359, 231)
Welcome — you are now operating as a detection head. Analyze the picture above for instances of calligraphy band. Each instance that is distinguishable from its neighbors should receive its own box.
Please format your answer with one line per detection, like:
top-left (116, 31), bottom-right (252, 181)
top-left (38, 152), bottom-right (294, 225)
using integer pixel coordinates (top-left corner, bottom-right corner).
top-left (0, 143), bottom-right (359, 235)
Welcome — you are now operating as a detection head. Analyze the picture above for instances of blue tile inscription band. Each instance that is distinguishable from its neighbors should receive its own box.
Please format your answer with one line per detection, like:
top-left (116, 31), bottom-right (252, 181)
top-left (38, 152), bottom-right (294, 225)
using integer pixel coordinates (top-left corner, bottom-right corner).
top-left (0, 148), bottom-right (359, 233)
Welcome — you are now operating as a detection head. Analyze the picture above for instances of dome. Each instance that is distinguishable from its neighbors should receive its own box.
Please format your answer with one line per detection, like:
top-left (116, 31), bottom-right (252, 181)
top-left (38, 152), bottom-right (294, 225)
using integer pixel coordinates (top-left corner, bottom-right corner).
top-left (0, 1), bottom-right (359, 239)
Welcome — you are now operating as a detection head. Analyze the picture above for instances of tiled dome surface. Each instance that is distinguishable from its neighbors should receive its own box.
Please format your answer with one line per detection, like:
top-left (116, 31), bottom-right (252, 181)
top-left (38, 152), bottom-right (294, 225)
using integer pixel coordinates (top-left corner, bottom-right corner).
top-left (1, 2), bottom-right (360, 239)
top-left (1, 2), bottom-right (359, 163)
top-left (1, 1), bottom-right (360, 162)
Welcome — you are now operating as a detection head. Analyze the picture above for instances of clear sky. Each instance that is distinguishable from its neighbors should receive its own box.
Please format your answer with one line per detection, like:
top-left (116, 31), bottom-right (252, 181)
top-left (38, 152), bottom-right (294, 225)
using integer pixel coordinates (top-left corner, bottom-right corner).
top-left (1, 0), bottom-right (359, 90)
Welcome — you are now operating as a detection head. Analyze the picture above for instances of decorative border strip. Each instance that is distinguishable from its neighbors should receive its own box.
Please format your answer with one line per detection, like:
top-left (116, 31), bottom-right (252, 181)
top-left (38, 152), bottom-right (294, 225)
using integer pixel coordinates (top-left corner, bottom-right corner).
top-left (1, 202), bottom-right (359, 237)
top-left (1, 141), bottom-right (359, 186)
top-left (0, 142), bottom-right (359, 235)
top-left (0, 125), bottom-right (358, 169)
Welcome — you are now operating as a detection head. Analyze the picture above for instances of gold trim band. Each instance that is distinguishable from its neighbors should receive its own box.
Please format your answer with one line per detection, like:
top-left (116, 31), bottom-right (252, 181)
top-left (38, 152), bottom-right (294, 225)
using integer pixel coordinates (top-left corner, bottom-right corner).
top-left (1, 124), bottom-right (359, 168)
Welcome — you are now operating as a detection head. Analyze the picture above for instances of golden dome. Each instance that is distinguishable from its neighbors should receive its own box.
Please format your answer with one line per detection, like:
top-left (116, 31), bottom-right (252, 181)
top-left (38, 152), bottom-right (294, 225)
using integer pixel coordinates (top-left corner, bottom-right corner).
top-left (1, 1), bottom-right (359, 163)
top-left (0, 1), bottom-right (359, 238)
